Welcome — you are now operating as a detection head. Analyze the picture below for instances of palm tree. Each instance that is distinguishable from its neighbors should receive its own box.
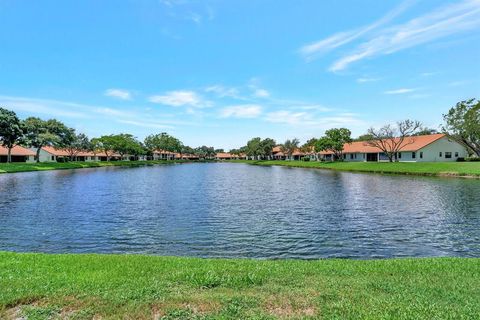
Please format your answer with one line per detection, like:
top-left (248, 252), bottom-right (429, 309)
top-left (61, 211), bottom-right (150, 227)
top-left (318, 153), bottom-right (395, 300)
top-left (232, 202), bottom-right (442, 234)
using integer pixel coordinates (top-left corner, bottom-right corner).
top-left (281, 138), bottom-right (299, 160)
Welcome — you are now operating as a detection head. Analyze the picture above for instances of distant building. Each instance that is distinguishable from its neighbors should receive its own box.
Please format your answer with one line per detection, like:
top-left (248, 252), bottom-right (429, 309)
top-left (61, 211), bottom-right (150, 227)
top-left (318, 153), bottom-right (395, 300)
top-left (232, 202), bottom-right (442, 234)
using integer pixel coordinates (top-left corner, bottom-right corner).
top-left (320, 134), bottom-right (468, 162)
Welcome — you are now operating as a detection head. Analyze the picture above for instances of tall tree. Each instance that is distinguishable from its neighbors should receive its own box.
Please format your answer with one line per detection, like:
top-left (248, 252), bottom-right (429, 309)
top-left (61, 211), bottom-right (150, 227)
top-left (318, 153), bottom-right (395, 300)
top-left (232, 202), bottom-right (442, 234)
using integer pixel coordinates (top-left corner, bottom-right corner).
top-left (366, 120), bottom-right (422, 162)
top-left (315, 128), bottom-right (352, 160)
top-left (64, 131), bottom-right (91, 160)
top-left (245, 137), bottom-right (262, 159)
top-left (94, 135), bottom-right (118, 161)
top-left (144, 132), bottom-right (183, 159)
top-left (260, 138), bottom-right (276, 159)
top-left (442, 99), bottom-right (480, 157)
top-left (23, 117), bottom-right (64, 163)
top-left (0, 108), bottom-right (24, 163)
top-left (110, 134), bottom-right (143, 159)
top-left (281, 138), bottom-right (300, 160)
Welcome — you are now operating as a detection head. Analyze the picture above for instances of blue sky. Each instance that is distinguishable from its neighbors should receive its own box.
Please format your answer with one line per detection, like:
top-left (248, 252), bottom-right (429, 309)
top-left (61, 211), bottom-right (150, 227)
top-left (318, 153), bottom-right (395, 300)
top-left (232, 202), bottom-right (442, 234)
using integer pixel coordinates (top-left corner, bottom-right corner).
top-left (1, 0), bottom-right (479, 149)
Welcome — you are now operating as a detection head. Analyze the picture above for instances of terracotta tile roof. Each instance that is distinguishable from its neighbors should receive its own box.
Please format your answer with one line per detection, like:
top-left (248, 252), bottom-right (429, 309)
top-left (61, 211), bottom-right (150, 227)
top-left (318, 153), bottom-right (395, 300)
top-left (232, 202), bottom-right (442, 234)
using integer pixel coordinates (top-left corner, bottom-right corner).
top-left (216, 152), bottom-right (233, 158)
top-left (0, 145), bottom-right (36, 156)
top-left (272, 146), bottom-right (282, 153)
top-left (319, 134), bottom-right (446, 155)
top-left (42, 146), bottom-right (99, 157)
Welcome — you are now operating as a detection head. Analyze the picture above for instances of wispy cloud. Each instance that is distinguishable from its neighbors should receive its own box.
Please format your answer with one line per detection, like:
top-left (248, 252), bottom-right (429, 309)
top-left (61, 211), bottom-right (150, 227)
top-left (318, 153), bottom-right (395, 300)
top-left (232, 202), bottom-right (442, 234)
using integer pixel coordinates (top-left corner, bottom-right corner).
top-left (327, 0), bottom-right (480, 72)
top-left (104, 88), bottom-right (132, 100)
top-left (149, 90), bottom-right (211, 107)
top-left (357, 77), bottom-right (381, 83)
top-left (0, 95), bottom-right (183, 131)
top-left (299, 0), bottom-right (414, 61)
top-left (205, 85), bottom-right (240, 99)
top-left (220, 104), bottom-right (262, 118)
top-left (384, 88), bottom-right (417, 94)
top-left (265, 110), bottom-right (364, 127)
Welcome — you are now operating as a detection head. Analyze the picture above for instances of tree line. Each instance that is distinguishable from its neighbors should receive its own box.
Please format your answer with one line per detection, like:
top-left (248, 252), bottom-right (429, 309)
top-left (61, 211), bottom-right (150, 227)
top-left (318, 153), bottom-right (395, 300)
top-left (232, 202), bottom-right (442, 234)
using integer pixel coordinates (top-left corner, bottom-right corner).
top-left (1, 99), bottom-right (478, 163)
top-left (234, 99), bottom-right (480, 162)
top-left (0, 108), bottom-right (217, 163)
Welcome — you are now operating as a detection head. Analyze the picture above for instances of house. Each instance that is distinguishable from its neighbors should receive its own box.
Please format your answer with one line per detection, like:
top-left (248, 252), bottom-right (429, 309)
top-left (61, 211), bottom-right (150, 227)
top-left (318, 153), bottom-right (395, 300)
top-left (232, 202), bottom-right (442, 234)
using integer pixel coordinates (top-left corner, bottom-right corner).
top-left (320, 134), bottom-right (468, 162)
top-left (215, 152), bottom-right (234, 160)
top-left (152, 150), bottom-right (177, 160)
top-left (35, 146), bottom-right (97, 162)
top-left (0, 145), bottom-right (36, 163)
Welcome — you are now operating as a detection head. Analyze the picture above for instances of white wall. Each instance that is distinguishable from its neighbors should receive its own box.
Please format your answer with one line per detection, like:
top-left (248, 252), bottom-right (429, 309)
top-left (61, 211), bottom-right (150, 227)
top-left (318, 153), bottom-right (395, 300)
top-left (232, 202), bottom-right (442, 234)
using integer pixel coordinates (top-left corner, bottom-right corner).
top-left (30, 148), bottom-right (56, 162)
top-left (415, 137), bottom-right (468, 162)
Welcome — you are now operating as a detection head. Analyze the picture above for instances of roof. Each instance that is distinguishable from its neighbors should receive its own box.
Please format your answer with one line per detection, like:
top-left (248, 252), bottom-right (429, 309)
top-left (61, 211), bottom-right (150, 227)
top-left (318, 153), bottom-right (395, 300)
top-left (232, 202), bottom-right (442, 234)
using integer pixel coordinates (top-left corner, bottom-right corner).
top-left (216, 152), bottom-right (233, 158)
top-left (320, 134), bottom-right (446, 155)
top-left (42, 146), bottom-right (121, 157)
top-left (0, 145), bottom-right (36, 156)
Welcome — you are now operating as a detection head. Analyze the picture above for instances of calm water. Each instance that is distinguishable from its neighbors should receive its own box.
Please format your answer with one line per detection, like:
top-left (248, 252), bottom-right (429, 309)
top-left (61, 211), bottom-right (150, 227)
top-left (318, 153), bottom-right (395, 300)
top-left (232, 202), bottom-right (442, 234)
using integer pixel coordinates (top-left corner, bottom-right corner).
top-left (1, 163), bottom-right (479, 259)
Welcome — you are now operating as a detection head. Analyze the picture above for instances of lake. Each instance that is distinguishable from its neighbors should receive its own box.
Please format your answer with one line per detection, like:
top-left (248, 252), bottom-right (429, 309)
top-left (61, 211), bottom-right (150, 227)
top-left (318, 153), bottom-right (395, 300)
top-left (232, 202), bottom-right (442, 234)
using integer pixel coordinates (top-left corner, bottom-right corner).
top-left (1, 163), bottom-right (479, 259)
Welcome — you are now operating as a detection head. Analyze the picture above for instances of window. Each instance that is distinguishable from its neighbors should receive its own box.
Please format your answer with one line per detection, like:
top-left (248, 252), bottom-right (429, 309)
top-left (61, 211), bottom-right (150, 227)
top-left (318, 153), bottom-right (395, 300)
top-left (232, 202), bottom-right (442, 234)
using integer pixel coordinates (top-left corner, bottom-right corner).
top-left (439, 152), bottom-right (442, 157)
top-left (51, 156), bottom-right (55, 161)
top-left (398, 152), bottom-right (402, 159)
top-left (455, 152), bottom-right (459, 157)
top-left (412, 152), bottom-right (416, 159)
top-left (420, 152), bottom-right (423, 159)
top-left (445, 152), bottom-right (452, 159)
top-left (350, 154), bottom-right (354, 160)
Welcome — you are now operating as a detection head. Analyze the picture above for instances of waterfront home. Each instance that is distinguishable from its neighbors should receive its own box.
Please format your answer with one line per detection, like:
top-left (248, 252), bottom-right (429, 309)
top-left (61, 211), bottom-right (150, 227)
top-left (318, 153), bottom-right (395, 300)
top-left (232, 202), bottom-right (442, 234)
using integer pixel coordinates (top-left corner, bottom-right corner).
top-left (0, 145), bottom-right (36, 163)
top-left (34, 146), bottom-right (124, 162)
top-left (215, 152), bottom-right (234, 160)
top-left (320, 134), bottom-right (468, 162)
top-left (152, 150), bottom-right (177, 160)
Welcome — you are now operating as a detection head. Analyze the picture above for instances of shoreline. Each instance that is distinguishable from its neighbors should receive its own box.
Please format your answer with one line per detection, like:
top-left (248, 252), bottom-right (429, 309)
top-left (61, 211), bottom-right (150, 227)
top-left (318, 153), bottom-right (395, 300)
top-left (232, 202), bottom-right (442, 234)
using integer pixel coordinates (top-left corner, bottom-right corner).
top-left (228, 159), bottom-right (480, 179)
top-left (1, 159), bottom-right (480, 178)
top-left (1, 251), bottom-right (478, 318)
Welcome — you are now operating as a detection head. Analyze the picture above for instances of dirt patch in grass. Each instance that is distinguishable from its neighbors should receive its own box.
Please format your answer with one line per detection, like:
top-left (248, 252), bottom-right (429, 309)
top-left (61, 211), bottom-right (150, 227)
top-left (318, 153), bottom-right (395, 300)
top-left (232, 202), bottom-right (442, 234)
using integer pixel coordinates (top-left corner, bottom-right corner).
top-left (264, 294), bottom-right (318, 318)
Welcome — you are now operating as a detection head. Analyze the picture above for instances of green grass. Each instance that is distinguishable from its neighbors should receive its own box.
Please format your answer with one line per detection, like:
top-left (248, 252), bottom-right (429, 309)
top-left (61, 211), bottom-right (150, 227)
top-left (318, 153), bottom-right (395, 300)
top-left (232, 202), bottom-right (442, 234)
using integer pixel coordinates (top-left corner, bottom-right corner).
top-left (0, 252), bottom-right (479, 319)
top-left (229, 160), bottom-right (480, 178)
top-left (0, 160), bottom-right (188, 174)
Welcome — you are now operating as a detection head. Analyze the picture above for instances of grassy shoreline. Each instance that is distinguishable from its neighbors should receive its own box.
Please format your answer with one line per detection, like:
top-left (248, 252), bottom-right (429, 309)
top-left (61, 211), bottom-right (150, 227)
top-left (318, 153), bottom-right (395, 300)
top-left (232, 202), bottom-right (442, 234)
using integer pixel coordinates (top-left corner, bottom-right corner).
top-left (2, 159), bottom-right (480, 178)
top-left (0, 252), bottom-right (479, 319)
top-left (0, 160), bottom-right (190, 174)
top-left (228, 160), bottom-right (480, 178)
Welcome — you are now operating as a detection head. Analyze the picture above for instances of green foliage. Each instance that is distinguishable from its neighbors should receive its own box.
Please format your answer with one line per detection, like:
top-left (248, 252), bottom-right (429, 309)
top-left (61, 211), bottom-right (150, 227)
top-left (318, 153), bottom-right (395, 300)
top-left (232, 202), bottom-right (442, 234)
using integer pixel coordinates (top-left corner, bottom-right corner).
top-left (280, 138), bottom-right (300, 159)
top-left (144, 132), bottom-right (183, 153)
top-left (63, 132), bottom-right (91, 159)
top-left (315, 128), bottom-right (352, 159)
top-left (194, 145), bottom-right (216, 158)
top-left (443, 98), bottom-right (480, 156)
top-left (0, 107), bottom-right (24, 162)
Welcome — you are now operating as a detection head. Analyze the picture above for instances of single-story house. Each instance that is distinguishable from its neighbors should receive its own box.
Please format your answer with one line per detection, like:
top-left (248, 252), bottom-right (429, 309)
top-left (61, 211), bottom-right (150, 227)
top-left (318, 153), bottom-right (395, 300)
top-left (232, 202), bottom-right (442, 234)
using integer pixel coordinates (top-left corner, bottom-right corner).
top-left (152, 150), bottom-right (177, 160)
top-left (34, 146), bottom-right (123, 162)
top-left (320, 134), bottom-right (468, 162)
top-left (0, 145), bottom-right (36, 163)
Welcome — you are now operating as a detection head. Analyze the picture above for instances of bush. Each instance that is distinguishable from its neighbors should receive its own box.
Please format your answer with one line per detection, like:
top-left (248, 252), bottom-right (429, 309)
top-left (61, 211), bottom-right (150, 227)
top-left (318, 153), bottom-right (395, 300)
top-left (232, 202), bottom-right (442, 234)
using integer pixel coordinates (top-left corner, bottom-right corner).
top-left (302, 157), bottom-right (310, 162)
top-left (465, 157), bottom-right (480, 162)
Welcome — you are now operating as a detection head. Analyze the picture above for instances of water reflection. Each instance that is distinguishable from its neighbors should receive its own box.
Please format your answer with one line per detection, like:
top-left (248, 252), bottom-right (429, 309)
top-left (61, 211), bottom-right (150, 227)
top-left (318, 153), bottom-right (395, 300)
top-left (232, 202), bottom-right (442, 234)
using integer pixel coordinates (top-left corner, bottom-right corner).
top-left (0, 163), bottom-right (479, 258)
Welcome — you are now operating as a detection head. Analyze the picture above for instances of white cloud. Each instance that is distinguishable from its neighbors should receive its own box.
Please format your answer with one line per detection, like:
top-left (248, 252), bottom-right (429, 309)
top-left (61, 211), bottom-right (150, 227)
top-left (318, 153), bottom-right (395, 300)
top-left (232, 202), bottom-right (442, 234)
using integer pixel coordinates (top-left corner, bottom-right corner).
top-left (357, 77), bottom-right (381, 83)
top-left (253, 88), bottom-right (270, 98)
top-left (149, 90), bottom-right (209, 107)
top-left (328, 0), bottom-right (480, 71)
top-left (104, 88), bottom-right (132, 100)
top-left (299, 0), bottom-right (414, 60)
top-left (265, 110), bottom-right (365, 127)
top-left (205, 85), bottom-right (240, 98)
top-left (220, 104), bottom-right (262, 118)
top-left (384, 88), bottom-right (417, 94)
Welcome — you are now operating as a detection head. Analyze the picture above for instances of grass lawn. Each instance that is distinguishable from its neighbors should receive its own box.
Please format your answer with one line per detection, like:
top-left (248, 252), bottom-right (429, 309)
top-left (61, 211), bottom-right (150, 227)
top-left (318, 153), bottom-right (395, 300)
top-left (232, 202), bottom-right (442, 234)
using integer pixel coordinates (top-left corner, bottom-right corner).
top-left (0, 160), bottom-right (188, 174)
top-left (229, 160), bottom-right (480, 178)
top-left (0, 252), bottom-right (479, 319)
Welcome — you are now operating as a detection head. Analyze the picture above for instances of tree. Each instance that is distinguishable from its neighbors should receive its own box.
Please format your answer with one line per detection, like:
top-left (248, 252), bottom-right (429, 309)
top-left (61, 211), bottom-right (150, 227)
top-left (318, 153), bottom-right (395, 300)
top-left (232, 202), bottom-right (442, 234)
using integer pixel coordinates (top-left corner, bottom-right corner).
top-left (0, 108), bottom-right (24, 163)
top-left (94, 135), bottom-right (118, 161)
top-left (442, 99), bottom-right (480, 157)
top-left (366, 120), bottom-right (422, 162)
top-left (144, 132), bottom-right (183, 158)
top-left (281, 138), bottom-right (299, 160)
top-left (245, 137), bottom-right (262, 159)
top-left (314, 128), bottom-right (352, 160)
top-left (260, 138), bottom-right (276, 159)
top-left (63, 131), bottom-right (91, 160)
top-left (413, 127), bottom-right (439, 136)
top-left (23, 117), bottom-right (65, 163)
top-left (194, 146), bottom-right (215, 159)
top-left (104, 134), bottom-right (143, 160)
top-left (354, 134), bottom-right (374, 142)
top-left (214, 148), bottom-right (225, 153)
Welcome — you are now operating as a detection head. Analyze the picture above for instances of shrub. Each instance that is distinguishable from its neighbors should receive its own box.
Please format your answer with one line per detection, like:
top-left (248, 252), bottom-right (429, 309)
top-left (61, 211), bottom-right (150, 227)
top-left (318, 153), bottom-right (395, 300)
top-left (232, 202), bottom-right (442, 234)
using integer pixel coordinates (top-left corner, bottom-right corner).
top-left (465, 157), bottom-right (480, 162)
